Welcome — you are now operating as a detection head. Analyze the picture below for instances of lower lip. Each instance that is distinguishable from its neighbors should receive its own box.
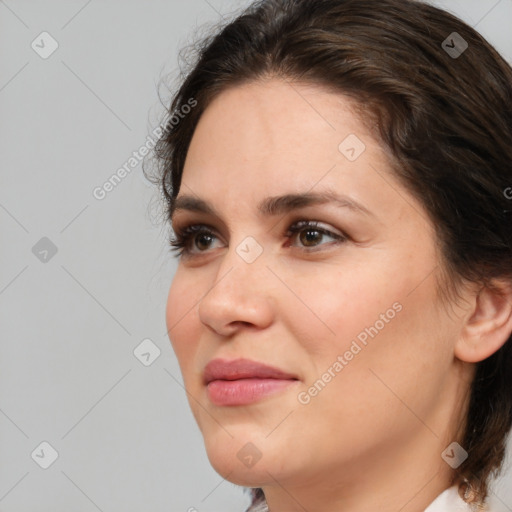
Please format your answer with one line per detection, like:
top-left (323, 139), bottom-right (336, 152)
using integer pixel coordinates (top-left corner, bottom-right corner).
top-left (206, 378), bottom-right (298, 406)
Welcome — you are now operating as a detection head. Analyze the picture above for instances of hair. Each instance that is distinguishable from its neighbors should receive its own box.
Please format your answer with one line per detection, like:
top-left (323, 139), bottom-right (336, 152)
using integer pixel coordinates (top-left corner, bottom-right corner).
top-left (144, 0), bottom-right (512, 509)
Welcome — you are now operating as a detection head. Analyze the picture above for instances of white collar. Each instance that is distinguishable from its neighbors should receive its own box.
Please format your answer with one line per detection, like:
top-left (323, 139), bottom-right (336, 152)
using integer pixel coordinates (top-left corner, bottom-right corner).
top-left (424, 485), bottom-right (488, 512)
top-left (247, 484), bottom-right (491, 512)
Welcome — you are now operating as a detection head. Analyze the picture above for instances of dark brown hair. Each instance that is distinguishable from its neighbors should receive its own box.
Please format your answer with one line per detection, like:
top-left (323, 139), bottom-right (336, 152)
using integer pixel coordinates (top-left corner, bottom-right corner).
top-left (145, 0), bottom-right (512, 508)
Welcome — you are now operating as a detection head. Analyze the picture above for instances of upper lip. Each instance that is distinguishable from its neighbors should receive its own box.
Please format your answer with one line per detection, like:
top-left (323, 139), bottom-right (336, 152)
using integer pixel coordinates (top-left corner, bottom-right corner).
top-left (203, 358), bottom-right (299, 384)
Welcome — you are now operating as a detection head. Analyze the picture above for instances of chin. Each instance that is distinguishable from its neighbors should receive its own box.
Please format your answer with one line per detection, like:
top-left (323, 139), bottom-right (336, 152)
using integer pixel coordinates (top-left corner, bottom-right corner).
top-left (209, 457), bottom-right (269, 486)
top-left (202, 429), bottom-right (281, 487)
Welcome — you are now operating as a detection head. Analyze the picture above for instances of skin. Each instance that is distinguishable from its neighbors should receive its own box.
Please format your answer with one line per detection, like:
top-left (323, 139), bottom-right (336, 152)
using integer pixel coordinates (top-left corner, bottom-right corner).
top-left (165, 78), bottom-right (512, 512)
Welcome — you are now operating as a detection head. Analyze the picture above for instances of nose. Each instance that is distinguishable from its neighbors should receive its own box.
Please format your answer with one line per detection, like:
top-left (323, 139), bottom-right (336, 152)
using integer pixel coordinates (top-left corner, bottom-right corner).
top-left (197, 238), bottom-right (275, 337)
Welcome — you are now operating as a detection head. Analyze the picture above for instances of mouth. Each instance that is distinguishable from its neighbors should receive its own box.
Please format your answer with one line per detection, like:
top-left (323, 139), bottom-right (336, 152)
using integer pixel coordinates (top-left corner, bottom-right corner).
top-left (203, 357), bottom-right (300, 406)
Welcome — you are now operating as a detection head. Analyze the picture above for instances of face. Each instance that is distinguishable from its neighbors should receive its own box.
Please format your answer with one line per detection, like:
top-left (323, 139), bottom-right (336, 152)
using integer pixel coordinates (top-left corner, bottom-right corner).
top-left (166, 78), bottom-right (467, 494)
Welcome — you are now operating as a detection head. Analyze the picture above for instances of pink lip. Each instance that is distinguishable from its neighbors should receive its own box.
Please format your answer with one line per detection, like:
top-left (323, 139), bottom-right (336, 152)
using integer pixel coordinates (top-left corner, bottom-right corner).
top-left (203, 358), bottom-right (299, 406)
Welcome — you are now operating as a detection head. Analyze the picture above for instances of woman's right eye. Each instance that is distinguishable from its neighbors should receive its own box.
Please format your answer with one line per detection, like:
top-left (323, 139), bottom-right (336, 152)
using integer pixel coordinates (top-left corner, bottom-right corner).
top-left (169, 224), bottom-right (220, 258)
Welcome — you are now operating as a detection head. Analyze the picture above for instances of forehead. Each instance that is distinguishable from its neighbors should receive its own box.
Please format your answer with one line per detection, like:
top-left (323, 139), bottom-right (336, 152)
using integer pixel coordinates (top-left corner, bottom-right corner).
top-left (184, 81), bottom-right (380, 186)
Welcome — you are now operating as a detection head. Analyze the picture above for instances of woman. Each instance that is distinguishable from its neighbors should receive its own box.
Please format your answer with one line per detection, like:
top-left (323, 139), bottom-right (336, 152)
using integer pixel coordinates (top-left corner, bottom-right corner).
top-left (146, 0), bottom-right (512, 510)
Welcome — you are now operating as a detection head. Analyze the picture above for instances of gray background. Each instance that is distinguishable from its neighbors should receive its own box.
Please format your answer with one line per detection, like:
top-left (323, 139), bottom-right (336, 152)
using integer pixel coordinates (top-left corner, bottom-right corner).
top-left (1, 0), bottom-right (511, 511)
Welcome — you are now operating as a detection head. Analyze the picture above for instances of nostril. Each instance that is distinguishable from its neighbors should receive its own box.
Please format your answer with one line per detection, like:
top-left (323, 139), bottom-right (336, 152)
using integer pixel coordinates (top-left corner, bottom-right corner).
top-left (233, 321), bottom-right (252, 328)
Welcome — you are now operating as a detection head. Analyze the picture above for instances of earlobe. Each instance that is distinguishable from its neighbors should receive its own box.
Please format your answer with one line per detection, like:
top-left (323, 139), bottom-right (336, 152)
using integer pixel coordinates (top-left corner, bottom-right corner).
top-left (455, 280), bottom-right (512, 363)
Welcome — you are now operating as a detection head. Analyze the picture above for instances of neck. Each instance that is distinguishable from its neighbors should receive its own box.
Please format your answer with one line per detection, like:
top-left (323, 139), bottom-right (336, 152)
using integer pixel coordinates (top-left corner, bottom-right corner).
top-left (261, 436), bottom-right (455, 512)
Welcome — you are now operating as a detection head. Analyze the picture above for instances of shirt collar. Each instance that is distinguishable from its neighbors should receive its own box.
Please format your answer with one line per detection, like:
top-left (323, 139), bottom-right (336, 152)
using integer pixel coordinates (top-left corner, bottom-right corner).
top-left (247, 484), bottom-right (491, 512)
top-left (424, 485), bottom-right (487, 512)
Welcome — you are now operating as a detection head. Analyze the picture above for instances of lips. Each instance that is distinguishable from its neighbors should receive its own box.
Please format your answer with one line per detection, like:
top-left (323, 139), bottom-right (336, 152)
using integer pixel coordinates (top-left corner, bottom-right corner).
top-left (203, 357), bottom-right (299, 406)
top-left (203, 357), bottom-right (298, 384)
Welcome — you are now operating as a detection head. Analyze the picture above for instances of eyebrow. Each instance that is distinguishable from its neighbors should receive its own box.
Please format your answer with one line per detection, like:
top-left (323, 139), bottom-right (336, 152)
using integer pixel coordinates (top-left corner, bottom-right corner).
top-left (170, 189), bottom-right (374, 223)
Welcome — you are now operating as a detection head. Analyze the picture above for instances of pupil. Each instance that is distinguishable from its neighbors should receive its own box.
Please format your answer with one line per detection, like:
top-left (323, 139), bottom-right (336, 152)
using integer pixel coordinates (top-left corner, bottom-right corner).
top-left (197, 234), bottom-right (212, 250)
top-left (301, 229), bottom-right (320, 246)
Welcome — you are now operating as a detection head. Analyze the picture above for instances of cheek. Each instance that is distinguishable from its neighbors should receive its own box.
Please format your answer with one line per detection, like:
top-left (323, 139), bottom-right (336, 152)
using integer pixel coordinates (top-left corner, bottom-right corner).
top-left (279, 255), bottom-right (402, 361)
top-left (286, 251), bottom-right (449, 405)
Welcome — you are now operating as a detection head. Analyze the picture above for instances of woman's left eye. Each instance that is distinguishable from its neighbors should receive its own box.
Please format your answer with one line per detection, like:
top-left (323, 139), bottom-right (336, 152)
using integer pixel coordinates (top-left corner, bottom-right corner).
top-left (169, 220), bottom-right (347, 258)
top-left (284, 220), bottom-right (347, 251)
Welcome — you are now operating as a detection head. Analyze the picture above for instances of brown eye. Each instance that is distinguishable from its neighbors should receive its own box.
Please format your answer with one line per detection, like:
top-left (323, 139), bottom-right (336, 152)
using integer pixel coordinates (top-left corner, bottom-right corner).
top-left (299, 228), bottom-right (325, 247)
top-left (286, 220), bottom-right (347, 250)
top-left (169, 225), bottom-right (220, 257)
top-left (195, 232), bottom-right (215, 251)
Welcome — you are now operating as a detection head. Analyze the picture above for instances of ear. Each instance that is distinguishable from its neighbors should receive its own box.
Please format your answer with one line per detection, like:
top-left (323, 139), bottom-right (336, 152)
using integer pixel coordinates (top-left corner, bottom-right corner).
top-left (455, 279), bottom-right (512, 363)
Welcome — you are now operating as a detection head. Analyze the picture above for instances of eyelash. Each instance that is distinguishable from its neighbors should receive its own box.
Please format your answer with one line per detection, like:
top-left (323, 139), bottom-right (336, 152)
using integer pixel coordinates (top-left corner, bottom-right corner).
top-left (168, 220), bottom-right (347, 258)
